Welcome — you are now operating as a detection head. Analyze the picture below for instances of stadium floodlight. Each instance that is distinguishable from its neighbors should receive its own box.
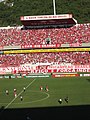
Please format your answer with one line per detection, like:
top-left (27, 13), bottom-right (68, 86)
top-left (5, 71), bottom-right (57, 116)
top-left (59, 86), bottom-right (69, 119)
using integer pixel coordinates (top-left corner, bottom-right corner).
top-left (53, 0), bottom-right (56, 15)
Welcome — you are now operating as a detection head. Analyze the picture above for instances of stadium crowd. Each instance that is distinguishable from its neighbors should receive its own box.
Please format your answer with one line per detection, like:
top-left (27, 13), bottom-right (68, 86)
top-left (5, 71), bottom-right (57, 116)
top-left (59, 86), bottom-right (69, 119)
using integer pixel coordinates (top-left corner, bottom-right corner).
top-left (0, 23), bottom-right (90, 67)
top-left (0, 52), bottom-right (90, 67)
top-left (0, 23), bottom-right (90, 46)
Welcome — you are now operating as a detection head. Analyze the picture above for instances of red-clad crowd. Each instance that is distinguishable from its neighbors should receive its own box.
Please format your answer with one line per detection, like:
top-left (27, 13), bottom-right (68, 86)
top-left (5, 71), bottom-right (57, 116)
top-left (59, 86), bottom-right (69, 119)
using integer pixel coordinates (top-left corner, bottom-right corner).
top-left (0, 23), bottom-right (90, 67)
top-left (0, 52), bottom-right (90, 67)
top-left (0, 23), bottom-right (90, 46)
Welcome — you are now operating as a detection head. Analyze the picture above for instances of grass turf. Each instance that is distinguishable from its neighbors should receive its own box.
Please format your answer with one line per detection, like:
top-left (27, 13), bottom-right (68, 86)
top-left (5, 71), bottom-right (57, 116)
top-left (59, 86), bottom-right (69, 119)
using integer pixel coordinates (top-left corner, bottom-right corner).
top-left (0, 76), bottom-right (90, 109)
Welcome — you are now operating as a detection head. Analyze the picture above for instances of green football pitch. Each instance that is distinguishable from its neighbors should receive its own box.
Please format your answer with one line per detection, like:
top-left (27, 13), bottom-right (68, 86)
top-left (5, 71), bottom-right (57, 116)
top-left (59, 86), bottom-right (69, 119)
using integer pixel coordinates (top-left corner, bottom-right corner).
top-left (0, 76), bottom-right (90, 109)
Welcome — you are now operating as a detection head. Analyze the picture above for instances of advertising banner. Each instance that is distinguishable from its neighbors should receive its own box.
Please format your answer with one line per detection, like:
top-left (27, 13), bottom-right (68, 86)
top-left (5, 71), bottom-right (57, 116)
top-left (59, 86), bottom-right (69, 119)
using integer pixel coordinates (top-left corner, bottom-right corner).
top-left (0, 65), bottom-right (90, 74)
top-left (52, 74), bottom-right (79, 77)
top-left (21, 44), bottom-right (60, 49)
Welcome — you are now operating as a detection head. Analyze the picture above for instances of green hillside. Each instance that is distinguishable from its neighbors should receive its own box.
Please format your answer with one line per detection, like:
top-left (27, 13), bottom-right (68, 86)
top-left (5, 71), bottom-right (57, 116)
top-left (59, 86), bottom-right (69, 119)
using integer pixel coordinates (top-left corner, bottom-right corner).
top-left (0, 0), bottom-right (90, 26)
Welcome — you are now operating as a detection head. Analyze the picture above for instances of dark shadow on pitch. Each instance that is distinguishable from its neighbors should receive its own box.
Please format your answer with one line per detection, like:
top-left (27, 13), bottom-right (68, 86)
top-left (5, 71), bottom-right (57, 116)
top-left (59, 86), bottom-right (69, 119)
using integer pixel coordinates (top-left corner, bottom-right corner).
top-left (0, 105), bottom-right (90, 120)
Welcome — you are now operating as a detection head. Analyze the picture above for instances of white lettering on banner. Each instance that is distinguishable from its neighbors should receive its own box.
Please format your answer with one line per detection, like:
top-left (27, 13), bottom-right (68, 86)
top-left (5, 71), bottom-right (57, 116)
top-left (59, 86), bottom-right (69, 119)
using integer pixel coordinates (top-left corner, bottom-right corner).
top-left (76, 65), bottom-right (87, 68)
top-left (21, 44), bottom-right (60, 49)
top-left (57, 69), bottom-right (76, 73)
top-left (23, 14), bottom-right (71, 21)
top-left (48, 65), bottom-right (90, 69)
top-left (0, 65), bottom-right (90, 73)
top-left (84, 74), bottom-right (90, 76)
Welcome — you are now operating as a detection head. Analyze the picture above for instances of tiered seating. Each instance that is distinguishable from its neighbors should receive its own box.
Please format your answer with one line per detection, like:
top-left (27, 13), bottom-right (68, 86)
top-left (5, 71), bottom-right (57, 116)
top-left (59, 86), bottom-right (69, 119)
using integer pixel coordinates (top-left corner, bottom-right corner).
top-left (0, 23), bottom-right (90, 46)
top-left (0, 24), bottom-right (90, 67)
top-left (0, 52), bottom-right (90, 67)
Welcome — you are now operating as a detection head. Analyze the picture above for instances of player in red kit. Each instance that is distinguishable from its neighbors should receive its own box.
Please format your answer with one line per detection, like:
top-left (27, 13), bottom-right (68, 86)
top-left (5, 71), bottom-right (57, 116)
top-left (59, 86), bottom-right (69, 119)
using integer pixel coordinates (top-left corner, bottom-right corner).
top-left (45, 85), bottom-right (49, 91)
top-left (14, 88), bottom-right (17, 98)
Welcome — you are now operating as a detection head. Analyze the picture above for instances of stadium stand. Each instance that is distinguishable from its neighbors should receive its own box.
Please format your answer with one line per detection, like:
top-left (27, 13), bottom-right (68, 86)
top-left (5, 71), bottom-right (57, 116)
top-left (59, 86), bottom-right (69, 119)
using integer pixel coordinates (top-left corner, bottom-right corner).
top-left (0, 23), bottom-right (90, 47)
top-left (0, 22), bottom-right (90, 68)
top-left (0, 52), bottom-right (90, 67)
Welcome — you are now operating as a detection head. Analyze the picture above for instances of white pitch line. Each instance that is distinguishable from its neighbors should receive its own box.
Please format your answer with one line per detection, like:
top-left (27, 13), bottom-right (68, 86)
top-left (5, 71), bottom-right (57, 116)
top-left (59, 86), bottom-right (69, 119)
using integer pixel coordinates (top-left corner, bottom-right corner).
top-left (12, 91), bottom-right (50, 105)
top-left (0, 90), bottom-right (50, 105)
top-left (4, 79), bottom-right (36, 109)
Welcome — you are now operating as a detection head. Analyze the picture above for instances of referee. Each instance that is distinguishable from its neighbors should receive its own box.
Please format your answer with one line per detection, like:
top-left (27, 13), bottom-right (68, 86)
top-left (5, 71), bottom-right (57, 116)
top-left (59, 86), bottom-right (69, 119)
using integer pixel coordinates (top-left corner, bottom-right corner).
top-left (64, 96), bottom-right (69, 103)
top-left (20, 95), bottom-right (23, 101)
top-left (58, 98), bottom-right (62, 104)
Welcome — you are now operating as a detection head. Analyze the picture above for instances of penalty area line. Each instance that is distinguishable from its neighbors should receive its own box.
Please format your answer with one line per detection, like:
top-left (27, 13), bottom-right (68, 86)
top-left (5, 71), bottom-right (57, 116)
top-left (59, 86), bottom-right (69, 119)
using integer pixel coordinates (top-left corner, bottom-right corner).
top-left (5, 79), bottom-right (36, 109)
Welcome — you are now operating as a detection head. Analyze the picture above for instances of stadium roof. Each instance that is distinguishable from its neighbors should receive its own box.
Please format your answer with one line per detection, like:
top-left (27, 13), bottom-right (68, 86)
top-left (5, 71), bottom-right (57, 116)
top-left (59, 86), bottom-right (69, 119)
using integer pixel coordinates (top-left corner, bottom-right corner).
top-left (20, 14), bottom-right (72, 21)
top-left (20, 14), bottom-right (77, 28)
